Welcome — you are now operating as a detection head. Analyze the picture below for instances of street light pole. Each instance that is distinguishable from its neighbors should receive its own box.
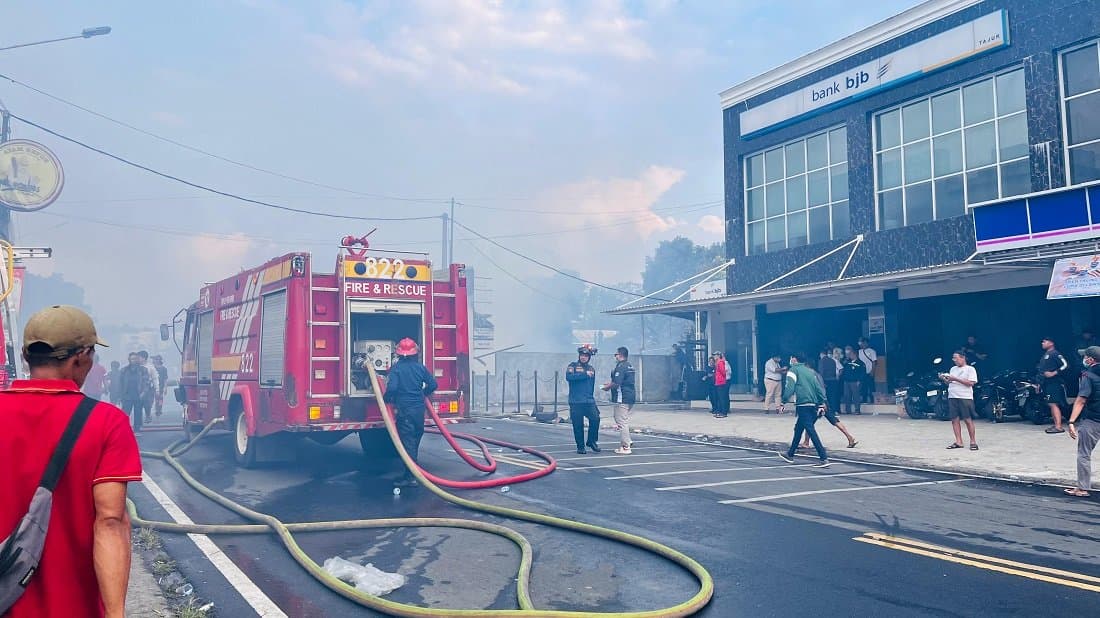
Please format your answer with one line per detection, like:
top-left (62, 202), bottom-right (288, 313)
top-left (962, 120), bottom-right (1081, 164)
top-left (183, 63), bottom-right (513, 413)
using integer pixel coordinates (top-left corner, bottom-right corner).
top-left (0, 27), bottom-right (112, 53)
top-left (0, 26), bottom-right (112, 242)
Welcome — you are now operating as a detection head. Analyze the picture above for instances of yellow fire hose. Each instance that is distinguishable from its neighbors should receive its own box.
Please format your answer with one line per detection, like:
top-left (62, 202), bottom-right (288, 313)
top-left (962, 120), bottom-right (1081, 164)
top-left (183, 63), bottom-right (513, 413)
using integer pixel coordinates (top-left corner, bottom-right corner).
top-left (127, 364), bottom-right (715, 616)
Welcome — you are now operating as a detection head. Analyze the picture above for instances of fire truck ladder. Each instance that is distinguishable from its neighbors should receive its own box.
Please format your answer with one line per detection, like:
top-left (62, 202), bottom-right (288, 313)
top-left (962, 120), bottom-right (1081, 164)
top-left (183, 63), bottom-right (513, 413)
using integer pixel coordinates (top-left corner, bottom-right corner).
top-left (309, 278), bottom-right (341, 400)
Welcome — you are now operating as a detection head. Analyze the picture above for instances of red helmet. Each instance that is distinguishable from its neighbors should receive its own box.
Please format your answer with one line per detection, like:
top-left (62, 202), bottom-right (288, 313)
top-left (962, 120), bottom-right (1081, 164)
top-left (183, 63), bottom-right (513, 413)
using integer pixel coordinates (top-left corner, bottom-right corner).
top-left (395, 338), bottom-right (419, 357)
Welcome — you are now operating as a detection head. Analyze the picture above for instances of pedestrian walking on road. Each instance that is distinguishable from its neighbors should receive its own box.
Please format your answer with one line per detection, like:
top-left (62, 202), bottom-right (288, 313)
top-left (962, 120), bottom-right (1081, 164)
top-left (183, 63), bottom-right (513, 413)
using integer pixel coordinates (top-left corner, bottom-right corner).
top-left (384, 337), bottom-right (438, 488)
top-left (942, 350), bottom-right (979, 451)
top-left (82, 353), bottom-right (107, 399)
top-left (1065, 346), bottom-right (1100, 497)
top-left (152, 355), bottom-right (169, 418)
top-left (0, 305), bottom-right (141, 618)
top-left (567, 345), bottom-right (600, 454)
top-left (106, 360), bottom-right (121, 404)
top-left (800, 364), bottom-right (858, 450)
top-left (841, 349), bottom-right (864, 415)
top-left (777, 353), bottom-right (831, 468)
top-left (763, 353), bottom-right (784, 413)
top-left (118, 353), bottom-right (152, 434)
top-left (137, 351), bottom-right (159, 424)
top-left (1038, 337), bottom-right (1070, 434)
top-left (602, 346), bottom-right (636, 454)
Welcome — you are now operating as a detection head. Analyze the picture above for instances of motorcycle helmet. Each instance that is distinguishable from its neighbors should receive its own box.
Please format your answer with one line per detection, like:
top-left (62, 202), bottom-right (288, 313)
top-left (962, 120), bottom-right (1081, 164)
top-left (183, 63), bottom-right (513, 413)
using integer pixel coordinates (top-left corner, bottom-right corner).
top-left (395, 338), bottom-right (420, 357)
top-left (577, 345), bottom-right (597, 356)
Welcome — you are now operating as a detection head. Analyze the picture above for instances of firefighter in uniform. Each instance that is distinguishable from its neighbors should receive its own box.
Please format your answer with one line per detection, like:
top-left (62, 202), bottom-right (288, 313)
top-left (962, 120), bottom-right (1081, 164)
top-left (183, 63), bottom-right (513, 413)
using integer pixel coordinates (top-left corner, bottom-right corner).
top-left (566, 345), bottom-right (600, 454)
top-left (384, 337), bottom-right (438, 487)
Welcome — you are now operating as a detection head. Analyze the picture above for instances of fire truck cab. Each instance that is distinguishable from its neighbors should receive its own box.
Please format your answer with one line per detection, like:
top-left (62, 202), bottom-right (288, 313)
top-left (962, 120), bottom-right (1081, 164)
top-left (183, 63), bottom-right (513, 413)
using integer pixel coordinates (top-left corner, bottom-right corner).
top-left (177, 236), bottom-right (471, 467)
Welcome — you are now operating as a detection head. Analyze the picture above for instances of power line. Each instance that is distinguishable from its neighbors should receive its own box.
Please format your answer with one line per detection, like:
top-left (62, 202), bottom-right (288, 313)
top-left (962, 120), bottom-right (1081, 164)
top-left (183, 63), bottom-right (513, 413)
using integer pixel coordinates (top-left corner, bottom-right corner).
top-left (464, 240), bottom-right (573, 307)
top-left (452, 218), bottom-right (670, 301)
top-left (0, 73), bottom-right (730, 215)
top-left (0, 72), bottom-right (449, 204)
top-left (7, 114), bottom-right (443, 222)
top-left (455, 198), bottom-right (723, 215)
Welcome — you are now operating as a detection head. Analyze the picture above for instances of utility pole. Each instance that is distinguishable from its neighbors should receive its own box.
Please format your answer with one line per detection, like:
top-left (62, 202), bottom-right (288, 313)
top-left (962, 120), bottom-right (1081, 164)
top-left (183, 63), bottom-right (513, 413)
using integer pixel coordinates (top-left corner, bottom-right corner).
top-left (448, 197), bottom-right (455, 266)
top-left (440, 213), bottom-right (449, 267)
top-left (0, 109), bottom-right (11, 242)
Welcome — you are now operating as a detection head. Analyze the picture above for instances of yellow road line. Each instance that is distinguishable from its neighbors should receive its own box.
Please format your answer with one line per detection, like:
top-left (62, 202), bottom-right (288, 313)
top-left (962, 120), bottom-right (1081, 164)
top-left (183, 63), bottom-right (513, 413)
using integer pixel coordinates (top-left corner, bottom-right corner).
top-left (854, 533), bottom-right (1100, 593)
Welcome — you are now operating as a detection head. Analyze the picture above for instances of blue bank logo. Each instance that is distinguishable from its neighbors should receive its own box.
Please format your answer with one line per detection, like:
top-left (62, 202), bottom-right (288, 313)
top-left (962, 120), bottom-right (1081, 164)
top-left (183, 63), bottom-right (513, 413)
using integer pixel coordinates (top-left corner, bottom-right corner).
top-left (878, 59), bottom-right (892, 80)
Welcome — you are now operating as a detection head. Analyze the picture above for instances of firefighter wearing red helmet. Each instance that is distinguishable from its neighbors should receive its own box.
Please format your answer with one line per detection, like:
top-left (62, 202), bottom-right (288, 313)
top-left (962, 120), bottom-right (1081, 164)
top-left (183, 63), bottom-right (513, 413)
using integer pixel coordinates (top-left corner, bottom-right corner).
top-left (384, 337), bottom-right (438, 487)
top-left (566, 344), bottom-right (600, 454)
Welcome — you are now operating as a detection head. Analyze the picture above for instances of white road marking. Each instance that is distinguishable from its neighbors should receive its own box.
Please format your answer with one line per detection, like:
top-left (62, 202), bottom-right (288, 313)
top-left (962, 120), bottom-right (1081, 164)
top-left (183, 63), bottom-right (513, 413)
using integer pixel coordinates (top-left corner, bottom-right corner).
top-left (607, 463), bottom-right (817, 480)
top-left (537, 442), bottom-right (705, 454)
top-left (559, 455), bottom-right (774, 471)
top-left (555, 449), bottom-right (740, 462)
top-left (140, 473), bottom-right (288, 617)
top-left (719, 478), bottom-right (970, 504)
top-left (657, 469), bottom-right (896, 491)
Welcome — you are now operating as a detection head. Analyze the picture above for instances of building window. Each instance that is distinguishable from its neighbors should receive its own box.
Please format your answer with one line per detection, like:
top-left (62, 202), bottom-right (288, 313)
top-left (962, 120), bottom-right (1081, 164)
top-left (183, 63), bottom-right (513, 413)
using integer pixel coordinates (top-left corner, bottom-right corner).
top-left (1062, 40), bottom-right (1100, 184)
top-left (744, 127), bottom-right (848, 255)
top-left (874, 68), bottom-right (1029, 230)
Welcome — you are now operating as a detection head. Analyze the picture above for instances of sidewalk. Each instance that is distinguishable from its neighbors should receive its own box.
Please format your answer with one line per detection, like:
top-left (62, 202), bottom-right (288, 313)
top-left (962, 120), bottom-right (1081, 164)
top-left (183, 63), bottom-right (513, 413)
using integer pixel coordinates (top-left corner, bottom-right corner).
top-left (619, 401), bottom-right (1080, 485)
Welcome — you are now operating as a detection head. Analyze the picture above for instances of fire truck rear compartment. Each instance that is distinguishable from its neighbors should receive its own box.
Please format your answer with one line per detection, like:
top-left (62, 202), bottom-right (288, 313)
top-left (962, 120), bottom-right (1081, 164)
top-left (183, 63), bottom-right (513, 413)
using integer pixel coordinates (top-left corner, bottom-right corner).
top-left (345, 301), bottom-right (424, 402)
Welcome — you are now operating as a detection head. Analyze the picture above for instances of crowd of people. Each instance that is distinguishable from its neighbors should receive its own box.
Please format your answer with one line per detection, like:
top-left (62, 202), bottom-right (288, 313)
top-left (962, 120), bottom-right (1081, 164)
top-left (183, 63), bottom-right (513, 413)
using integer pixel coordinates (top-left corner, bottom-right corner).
top-left (78, 350), bottom-right (169, 434)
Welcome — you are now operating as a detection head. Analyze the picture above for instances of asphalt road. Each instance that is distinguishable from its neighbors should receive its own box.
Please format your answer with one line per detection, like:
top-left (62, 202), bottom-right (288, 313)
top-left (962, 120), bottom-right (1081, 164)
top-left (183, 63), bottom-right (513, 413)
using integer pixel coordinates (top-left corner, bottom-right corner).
top-left (130, 414), bottom-right (1100, 617)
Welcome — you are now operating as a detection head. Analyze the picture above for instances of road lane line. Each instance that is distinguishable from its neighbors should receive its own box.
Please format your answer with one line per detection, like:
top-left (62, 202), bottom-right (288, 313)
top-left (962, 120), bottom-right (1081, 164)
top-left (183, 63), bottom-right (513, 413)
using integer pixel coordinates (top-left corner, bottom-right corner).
top-left (860, 533), bottom-right (1100, 583)
top-left (538, 443), bottom-right (706, 454)
top-left (457, 449), bottom-right (546, 470)
top-left (719, 478), bottom-right (969, 504)
top-left (559, 455), bottom-right (775, 471)
top-left (555, 449), bottom-right (742, 462)
top-left (140, 473), bottom-right (288, 617)
top-left (607, 464), bottom-right (819, 480)
top-left (854, 533), bottom-right (1100, 593)
top-left (657, 469), bottom-right (895, 491)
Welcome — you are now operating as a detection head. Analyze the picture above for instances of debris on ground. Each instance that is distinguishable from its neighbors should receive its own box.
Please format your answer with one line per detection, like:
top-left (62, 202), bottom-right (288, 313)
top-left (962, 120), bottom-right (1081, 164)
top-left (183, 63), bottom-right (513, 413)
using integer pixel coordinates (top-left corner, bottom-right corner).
top-left (323, 557), bottom-right (406, 596)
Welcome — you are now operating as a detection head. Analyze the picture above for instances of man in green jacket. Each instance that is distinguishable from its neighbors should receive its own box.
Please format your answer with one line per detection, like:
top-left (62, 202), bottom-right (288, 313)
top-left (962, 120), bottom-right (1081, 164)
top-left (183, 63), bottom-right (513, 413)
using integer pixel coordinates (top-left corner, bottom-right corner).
top-left (777, 352), bottom-right (831, 467)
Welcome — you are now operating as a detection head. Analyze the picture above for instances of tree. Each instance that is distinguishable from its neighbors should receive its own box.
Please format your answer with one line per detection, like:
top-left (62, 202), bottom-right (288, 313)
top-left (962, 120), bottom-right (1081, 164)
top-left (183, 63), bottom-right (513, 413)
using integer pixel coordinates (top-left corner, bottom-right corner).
top-left (22, 273), bottom-right (91, 319)
top-left (642, 237), bottom-right (725, 297)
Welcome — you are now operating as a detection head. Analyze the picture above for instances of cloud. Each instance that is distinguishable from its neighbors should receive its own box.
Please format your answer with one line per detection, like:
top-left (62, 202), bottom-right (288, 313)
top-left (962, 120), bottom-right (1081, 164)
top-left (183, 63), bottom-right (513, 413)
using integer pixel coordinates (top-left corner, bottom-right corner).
top-left (697, 214), bottom-right (724, 235)
top-left (510, 165), bottom-right (686, 280)
top-left (306, 0), bottom-right (652, 95)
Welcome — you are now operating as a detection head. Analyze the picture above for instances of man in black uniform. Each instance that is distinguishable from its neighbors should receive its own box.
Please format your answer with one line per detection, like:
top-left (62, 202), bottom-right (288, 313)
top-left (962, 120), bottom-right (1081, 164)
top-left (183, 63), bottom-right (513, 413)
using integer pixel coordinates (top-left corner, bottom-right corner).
top-left (567, 345), bottom-right (600, 454)
top-left (384, 337), bottom-right (438, 487)
top-left (1038, 336), bottom-right (1070, 434)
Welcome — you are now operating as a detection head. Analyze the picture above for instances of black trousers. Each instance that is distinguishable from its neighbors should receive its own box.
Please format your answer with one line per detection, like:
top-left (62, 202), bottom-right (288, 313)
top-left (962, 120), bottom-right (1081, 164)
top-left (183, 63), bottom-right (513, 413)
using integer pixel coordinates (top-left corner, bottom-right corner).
top-left (788, 405), bottom-right (827, 461)
top-left (825, 380), bottom-right (841, 414)
top-left (716, 384), bottom-right (731, 414)
top-left (570, 403), bottom-right (600, 448)
top-left (122, 399), bottom-right (143, 432)
top-left (396, 403), bottom-right (426, 466)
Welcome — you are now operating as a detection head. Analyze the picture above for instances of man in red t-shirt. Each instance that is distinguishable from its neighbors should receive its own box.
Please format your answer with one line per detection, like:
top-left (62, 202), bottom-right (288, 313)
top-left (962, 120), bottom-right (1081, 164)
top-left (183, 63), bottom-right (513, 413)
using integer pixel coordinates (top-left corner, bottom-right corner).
top-left (0, 305), bottom-right (142, 618)
top-left (82, 353), bottom-right (108, 398)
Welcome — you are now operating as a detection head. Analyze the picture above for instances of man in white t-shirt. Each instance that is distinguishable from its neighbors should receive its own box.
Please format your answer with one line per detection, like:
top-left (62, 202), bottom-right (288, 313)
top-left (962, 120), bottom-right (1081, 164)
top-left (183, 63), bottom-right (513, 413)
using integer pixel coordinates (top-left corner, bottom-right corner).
top-left (941, 350), bottom-right (979, 451)
top-left (762, 354), bottom-right (784, 413)
top-left (857, 337), bottom-right (877, 403)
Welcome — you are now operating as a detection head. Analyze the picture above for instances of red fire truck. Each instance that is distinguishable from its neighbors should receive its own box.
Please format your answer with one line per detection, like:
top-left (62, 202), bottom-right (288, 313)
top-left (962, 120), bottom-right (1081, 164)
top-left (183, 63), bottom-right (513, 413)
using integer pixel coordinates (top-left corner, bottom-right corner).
top-left (176, 235), bottom-right (472, 467)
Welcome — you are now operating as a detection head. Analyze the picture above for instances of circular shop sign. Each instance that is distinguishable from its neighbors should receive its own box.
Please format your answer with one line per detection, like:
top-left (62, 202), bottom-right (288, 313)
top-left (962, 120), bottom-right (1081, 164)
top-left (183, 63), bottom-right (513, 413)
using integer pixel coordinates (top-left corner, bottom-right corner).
top-left (0, 139), bottom-right (65, 212)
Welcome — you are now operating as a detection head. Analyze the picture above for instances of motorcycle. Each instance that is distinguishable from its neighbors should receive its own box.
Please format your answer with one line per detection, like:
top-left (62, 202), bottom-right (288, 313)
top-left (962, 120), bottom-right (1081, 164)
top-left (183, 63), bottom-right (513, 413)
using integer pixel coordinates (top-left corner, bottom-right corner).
top-left (975, 369), bottom-right (1031, 423)
top-left (902, 357), bottom-right (951, 420)
top-left (1018, 374), bottom-right (1077, 425)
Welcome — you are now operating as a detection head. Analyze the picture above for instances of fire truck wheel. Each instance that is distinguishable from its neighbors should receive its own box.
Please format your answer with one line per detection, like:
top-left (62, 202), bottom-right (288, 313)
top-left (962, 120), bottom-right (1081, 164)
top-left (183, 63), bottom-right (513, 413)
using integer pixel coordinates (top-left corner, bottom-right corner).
top-left (233, 412), bottom-right (260, 468)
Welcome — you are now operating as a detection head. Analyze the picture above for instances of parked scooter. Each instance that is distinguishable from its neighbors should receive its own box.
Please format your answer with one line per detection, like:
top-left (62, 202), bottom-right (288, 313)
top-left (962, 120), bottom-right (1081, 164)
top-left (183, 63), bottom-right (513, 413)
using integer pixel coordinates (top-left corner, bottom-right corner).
top-left (902, 357), bottom-right (950, 420)
top-left (975, 369), bottom-right (1031, 423)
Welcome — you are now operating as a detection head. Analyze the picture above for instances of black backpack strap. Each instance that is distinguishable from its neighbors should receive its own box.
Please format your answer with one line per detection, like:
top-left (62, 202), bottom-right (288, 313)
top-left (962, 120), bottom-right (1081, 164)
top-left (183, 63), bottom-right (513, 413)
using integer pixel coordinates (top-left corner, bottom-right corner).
top-left (39, 396), bottom-right (98, 492)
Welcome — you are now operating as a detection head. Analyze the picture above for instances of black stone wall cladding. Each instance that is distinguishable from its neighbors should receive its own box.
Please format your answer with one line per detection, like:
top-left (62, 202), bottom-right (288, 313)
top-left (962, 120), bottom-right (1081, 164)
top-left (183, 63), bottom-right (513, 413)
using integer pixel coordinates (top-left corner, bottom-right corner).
top-left (723, 0), bottom-right (1099, 292)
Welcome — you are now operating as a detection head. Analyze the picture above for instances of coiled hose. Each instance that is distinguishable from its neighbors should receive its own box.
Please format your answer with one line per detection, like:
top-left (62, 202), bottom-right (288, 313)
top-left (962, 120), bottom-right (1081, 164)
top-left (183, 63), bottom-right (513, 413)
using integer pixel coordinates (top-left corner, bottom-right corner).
top-left (127, 364), bottom-right (714, 616)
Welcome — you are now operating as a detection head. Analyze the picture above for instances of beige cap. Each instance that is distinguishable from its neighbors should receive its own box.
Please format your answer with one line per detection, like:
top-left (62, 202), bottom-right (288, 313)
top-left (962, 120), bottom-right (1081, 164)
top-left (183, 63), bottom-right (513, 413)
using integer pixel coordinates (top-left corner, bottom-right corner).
top-left (23, 305), bottom-right (109, 358)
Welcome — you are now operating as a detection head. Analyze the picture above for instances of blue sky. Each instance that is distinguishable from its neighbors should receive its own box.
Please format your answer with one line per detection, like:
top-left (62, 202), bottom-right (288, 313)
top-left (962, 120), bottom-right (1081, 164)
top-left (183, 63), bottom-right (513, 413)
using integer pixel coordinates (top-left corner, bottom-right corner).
top-left (0, 0), bottom-right (918, 344)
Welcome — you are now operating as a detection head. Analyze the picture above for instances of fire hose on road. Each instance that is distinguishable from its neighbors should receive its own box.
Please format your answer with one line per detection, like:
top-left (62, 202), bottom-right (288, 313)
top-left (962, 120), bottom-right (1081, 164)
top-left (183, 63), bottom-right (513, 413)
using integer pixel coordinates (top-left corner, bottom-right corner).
top-left (127, 363), bottom-right (714, 617)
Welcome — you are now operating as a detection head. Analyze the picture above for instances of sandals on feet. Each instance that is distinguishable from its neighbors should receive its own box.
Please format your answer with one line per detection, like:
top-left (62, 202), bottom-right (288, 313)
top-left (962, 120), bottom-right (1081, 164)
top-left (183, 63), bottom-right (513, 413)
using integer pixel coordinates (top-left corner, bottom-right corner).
top-left (1064, 488), bottom-right (1091, 497)
top-left (1045, 427), bottom-right (1066, 434)
top-left (969, 444), bottom-right (979, 450)
top-left (946, 443), bottom-right (964, 449)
